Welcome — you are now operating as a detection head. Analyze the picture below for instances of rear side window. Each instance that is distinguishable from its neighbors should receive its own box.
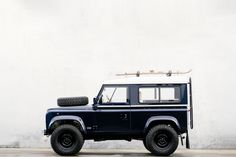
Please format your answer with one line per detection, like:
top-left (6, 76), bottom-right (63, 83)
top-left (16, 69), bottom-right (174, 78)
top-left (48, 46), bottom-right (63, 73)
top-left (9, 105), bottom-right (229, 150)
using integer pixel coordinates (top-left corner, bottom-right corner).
top-left (139, 88), bottom-right (159, 103)
top-left (160, 87), bottom-right (181, 103)
top-left (139, 86), bottom-right (181, 104)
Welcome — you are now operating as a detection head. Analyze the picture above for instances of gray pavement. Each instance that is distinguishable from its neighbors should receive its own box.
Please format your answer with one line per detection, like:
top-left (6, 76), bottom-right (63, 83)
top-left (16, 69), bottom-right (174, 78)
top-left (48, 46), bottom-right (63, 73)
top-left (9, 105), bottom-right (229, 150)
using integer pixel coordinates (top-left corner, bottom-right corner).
top-left (0, 149), bottom-right (236, 157)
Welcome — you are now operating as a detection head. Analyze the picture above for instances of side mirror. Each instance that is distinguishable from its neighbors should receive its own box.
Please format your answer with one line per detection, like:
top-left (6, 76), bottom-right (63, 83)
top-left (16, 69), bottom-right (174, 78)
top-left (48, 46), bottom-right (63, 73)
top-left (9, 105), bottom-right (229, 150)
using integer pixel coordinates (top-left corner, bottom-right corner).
top-left (93, 98), bottom-right (98, 110)
top-left (93, 97), bottom-right (97, 104)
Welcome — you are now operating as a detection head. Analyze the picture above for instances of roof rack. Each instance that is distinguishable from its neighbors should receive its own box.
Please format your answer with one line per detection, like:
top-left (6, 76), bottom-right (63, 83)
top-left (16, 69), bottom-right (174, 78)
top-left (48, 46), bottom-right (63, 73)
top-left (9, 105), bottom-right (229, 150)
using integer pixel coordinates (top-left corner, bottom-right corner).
top-left (116, 69), bottom-right (192, 77)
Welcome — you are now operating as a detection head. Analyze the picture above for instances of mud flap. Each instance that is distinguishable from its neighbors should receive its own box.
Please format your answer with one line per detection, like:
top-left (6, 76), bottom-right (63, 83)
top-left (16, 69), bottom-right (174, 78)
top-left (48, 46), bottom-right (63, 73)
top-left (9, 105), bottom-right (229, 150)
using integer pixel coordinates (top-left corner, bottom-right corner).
top-left (180, 134), bottom-right (184, 146)
top-left (186, 131), bottom-right (190, 149)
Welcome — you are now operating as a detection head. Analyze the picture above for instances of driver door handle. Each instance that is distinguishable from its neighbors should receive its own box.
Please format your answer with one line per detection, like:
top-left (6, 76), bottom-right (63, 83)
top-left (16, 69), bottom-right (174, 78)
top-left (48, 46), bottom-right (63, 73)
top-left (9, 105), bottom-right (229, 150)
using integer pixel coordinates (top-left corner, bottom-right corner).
top-left (120, 113), bottom-right (128, 121)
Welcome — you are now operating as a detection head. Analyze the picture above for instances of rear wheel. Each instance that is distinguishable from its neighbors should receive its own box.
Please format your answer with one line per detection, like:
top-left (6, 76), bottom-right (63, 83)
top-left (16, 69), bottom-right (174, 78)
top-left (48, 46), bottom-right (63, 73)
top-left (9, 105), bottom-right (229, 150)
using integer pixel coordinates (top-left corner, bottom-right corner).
top-left (51, 125), bottom-right (84, 156)
top-left (145, 125), bottom-right (179, 156)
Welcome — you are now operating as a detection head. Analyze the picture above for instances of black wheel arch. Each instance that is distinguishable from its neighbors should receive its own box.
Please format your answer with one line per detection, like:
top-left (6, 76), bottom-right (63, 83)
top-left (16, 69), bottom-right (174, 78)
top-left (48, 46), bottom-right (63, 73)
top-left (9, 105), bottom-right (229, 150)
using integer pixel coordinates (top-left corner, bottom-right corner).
top-left (48, 116), bottom-right (86, 135)
top-left (144, 116), bottom-right (181, 134)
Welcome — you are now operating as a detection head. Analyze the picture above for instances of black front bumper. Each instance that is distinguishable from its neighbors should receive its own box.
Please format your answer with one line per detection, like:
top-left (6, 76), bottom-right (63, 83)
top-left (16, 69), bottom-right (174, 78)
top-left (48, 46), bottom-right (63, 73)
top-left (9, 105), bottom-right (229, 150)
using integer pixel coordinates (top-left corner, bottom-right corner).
top-left (44, 129), bottom-right (50, 135)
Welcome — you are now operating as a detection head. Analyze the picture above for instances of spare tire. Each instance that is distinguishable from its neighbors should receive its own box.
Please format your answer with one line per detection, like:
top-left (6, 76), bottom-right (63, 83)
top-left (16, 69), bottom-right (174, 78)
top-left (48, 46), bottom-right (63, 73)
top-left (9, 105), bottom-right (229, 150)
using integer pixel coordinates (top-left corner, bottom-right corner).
top-left (57, 97), bottom-right (89, 107)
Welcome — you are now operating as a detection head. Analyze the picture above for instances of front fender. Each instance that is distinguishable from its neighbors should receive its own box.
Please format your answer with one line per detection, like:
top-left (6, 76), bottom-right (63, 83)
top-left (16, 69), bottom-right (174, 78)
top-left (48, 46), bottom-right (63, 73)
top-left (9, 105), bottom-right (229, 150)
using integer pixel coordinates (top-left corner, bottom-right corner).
top-left (48, 115), bottom-right (86, 133)
top-left (144, 116), bottom-right (180, 132)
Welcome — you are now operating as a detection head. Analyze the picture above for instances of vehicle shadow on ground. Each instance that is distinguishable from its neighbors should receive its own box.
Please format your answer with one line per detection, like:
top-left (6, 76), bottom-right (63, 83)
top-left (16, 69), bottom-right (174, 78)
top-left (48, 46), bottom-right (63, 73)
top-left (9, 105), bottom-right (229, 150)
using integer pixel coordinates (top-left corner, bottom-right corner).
top-left (78, 150), bottom-right (200, 157)
top-left (79, 152), bottom-right (161, 157)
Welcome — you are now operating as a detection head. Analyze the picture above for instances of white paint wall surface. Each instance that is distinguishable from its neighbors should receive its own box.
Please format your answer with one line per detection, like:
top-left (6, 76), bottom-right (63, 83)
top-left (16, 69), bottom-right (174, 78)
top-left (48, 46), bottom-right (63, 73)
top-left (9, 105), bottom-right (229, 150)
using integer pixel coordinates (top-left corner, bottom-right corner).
top-left (0, 0), bottom-right (236, 148)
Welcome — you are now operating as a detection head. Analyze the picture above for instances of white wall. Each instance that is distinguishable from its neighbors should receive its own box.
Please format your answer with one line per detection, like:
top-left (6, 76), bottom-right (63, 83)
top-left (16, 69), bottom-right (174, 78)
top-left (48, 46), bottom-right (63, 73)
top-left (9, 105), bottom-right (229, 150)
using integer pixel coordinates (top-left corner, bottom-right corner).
top-left (0, 0), bottom-right (236, 148)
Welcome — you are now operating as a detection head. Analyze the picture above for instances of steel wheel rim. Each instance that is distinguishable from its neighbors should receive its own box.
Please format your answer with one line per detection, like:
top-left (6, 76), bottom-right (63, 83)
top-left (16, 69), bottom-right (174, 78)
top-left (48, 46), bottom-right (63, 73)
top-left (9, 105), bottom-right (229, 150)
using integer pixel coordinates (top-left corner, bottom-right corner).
top-left (58, 132), bottom-right (75, 148)
top-left (154, 132), bottom-right (170, 148)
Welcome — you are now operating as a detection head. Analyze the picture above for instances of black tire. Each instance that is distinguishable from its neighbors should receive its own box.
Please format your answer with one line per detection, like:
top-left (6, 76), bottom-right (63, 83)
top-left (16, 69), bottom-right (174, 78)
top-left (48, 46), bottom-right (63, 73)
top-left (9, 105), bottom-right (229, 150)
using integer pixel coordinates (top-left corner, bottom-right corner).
top-left (143, 139), bottom-right (151, 151)
top-left (57, 97), bottom-right (88, 107)
top-left (51, 125), bottom-right (84, 156)
top-left (145, 125), bottom-right (179, 156)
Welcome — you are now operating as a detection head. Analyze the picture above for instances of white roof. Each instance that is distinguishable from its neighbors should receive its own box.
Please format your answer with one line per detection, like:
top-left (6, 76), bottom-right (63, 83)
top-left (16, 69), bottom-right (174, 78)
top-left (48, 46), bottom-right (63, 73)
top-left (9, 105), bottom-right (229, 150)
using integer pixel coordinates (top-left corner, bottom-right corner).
top-left (103, 76), bottom-right (190, 85)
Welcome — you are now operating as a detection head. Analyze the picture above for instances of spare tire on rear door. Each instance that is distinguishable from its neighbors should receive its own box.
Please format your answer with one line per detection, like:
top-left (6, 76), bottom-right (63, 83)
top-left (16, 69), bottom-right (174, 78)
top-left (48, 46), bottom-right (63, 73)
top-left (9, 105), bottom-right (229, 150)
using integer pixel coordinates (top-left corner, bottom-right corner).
top-left (57, 97), bottom-right (89, 107)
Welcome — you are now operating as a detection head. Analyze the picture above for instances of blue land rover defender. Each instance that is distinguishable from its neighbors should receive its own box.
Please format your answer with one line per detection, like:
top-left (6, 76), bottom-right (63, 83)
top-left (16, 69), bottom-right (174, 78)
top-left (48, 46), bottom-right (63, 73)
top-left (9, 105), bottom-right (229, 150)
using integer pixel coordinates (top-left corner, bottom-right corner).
top-left (44, 75), bottom-right (193, 156)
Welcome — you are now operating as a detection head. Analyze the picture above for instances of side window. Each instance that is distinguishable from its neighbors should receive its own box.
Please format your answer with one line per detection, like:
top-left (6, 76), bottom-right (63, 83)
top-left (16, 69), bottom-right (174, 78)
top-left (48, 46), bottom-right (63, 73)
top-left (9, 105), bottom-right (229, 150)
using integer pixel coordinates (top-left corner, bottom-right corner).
top-left (160, 87), bottom-right (181, 103)
top-left (100, 87), bottom-right (127, 104)
top-left (139, 87), bottom-right (159, 103)
top-left (139, 86), bottom-right (181, 104)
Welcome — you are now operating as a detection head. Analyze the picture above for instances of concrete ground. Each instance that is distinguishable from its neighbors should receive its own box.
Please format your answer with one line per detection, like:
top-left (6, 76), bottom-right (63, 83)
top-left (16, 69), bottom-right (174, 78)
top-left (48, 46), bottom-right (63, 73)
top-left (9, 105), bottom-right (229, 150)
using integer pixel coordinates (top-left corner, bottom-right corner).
top-left (0, 149), bottom-right (236, 157)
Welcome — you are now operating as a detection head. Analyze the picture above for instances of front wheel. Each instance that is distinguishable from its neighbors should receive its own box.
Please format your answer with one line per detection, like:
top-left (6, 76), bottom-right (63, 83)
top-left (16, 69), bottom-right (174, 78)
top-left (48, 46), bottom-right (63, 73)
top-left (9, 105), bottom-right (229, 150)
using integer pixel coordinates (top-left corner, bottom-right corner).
top-left (145, 125), bottom-right (179, 156)
top-left (143, 139), bottom-right (151, 151)
top-left (51, 124), bottom-right (84, 156)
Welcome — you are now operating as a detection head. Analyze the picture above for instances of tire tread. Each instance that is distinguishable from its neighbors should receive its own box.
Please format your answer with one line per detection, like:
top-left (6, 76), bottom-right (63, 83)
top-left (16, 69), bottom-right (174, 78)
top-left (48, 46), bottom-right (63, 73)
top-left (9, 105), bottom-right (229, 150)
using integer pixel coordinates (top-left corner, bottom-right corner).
top-left (145, 124), bottom-right (179, 156)
top-left (51, 124), bottom-right (84, 156)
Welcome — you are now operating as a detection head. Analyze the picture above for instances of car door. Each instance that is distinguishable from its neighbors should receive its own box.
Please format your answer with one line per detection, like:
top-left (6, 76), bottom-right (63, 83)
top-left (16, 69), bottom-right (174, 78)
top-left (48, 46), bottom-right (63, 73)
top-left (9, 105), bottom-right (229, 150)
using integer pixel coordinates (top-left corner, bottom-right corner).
top-left (94, 85), bottom-right (130, 133)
